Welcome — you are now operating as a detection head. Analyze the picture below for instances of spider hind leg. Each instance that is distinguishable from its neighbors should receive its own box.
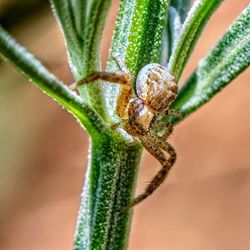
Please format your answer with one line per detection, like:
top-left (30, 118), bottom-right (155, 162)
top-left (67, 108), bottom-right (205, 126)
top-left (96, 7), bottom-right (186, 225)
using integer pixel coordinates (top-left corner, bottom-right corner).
top-left (121, 134), bottom-right (176, 210)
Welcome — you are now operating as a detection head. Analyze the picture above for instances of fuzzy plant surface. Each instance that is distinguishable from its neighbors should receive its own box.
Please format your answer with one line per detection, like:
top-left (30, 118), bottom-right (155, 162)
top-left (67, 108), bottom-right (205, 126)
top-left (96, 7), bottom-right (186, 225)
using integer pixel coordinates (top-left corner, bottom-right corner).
top-left (0, 0), bottom-right (250, 250)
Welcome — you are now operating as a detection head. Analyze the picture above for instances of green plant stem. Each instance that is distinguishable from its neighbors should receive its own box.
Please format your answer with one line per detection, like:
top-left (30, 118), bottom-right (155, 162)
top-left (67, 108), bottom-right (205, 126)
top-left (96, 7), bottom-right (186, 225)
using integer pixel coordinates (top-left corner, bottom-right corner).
top-left (74, 131), bottom-right (142, 250)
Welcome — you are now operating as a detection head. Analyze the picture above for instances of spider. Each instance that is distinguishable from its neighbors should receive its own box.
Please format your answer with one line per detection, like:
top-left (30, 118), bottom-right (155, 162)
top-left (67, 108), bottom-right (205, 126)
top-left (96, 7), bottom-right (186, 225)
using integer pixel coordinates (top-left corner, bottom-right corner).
top-left (70, 55), bottom-right (179, 210)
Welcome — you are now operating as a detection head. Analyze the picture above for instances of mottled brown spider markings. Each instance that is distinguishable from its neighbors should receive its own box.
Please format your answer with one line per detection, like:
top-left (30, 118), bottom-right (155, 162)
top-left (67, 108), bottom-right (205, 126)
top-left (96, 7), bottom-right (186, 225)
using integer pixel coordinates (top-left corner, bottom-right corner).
top-left (70, 58), bottom-right (179, 210)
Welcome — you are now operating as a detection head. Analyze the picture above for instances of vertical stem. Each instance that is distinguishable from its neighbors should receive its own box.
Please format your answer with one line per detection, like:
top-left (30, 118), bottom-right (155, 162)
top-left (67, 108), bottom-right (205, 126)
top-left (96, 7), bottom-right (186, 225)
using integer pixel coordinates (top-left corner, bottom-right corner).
top-left (74, 131), bottom-right (142, 250)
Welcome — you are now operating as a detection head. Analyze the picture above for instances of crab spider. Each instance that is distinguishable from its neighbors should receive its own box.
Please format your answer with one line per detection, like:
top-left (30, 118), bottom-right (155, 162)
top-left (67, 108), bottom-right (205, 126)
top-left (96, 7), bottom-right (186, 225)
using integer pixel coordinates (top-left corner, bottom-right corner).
top-left (70, 58), bottom-right (178, 210)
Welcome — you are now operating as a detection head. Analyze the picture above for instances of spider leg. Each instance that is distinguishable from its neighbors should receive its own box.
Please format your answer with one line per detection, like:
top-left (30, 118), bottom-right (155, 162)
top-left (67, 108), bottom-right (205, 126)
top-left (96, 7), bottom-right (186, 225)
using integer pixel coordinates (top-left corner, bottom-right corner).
top-left (110, 122), bottom-right (122, 130)
top-left (69, 71), bottom-right (133, 119)
top-left (69, 71), bottom-right (130, 90)
top-left (121, 134), bottom-right (176, 210)
top-left (165, 109), bottom-right (183, 124)
top-left (159, 123), bottom-right (174, 141)
top-left (111, 122), bottom-right (138, 146)
top-left (116, 81), bottom-right (133, 119)
top-left (168, 109), bottom-right (182, 117)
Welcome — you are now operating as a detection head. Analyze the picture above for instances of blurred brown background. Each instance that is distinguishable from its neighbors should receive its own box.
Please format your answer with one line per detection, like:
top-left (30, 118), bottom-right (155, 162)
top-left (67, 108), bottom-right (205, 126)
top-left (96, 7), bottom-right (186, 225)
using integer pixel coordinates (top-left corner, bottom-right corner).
top-left (0, 1), bottom-right (250, 249)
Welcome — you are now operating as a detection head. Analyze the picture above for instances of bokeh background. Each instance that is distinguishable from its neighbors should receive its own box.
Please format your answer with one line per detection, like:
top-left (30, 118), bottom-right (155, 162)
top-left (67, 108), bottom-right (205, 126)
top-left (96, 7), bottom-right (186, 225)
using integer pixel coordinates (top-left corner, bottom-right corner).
top-left (0, 1), bottom-right (250, 249)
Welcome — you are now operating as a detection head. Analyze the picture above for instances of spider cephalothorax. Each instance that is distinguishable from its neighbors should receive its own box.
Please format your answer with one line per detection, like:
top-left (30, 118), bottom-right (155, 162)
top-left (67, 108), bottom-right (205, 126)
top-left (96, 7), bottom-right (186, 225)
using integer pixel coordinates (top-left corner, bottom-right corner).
top-left (70, 59), bottom-right (178, 209)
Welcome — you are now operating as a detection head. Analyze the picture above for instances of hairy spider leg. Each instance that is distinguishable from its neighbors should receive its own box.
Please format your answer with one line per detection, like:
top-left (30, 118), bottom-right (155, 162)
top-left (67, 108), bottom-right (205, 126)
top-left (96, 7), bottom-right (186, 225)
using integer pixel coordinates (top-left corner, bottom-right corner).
top-left (69, 71), bottom-right (132, 119)
top-left (122, 133), bottom-right (176, 210)
top-left (167, 109), bottom-right (182, 117)
top-left (161, 124), bottom-right (174, 141)
top-left (110, 53), bottom-right (133, 118)
top-left (162, 108), bottom-right (183, 124)
top-left (69, 72), bottom-right (130, 90)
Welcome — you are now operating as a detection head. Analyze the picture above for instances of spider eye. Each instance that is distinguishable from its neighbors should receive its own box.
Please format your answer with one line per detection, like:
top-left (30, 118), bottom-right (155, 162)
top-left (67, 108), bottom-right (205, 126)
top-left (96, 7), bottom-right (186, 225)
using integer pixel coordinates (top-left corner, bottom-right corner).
top-left (136, 63), bottom-right (178, 112)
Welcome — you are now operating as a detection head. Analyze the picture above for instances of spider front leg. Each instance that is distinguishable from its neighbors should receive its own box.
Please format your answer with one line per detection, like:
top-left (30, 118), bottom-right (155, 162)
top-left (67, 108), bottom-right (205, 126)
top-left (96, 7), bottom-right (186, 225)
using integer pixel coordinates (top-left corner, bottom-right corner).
top-left (69, 71), bottom-right (130, 91)
top-left (165, 109), bottom-right (183, 124)
top-left (122, 133), bottom-right (176, 210)
top-left (161, 123), bottom-right (174, 141)
top-left (69, 71), bottom-right (133, 119)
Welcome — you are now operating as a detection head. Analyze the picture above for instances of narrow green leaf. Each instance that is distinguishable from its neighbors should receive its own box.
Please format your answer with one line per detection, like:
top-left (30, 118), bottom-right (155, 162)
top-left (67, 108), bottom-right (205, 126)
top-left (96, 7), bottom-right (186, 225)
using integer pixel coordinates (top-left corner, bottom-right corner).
top-left (168, 7), bottom-right (181, 54)
top-left (160, 6), bottom-right (181, 64)
top-left (49, 0), bottom-right (83, 77)
top-left (50, 0), bottom-right (112, 121)
top-left (77, 0), bottom-right (112, 121)
top-left (0, 26), bottom-right (105, 135)
top-left (161, 0), bottom-right (192, 65)
top-left (69, 0), bottom-right (87, 39)
top-left (171, 4), bottom-right (250, 121)
top-left (171, 0), bottom-right (193, 23)
top-left (70, 0), bottom-right (100, 41)
top-left (169, 0), bottom-right (222, 80)
top-left (159, 20), bottom-right (170, 65)
top-left (124, 0), bottom-right (170, 78)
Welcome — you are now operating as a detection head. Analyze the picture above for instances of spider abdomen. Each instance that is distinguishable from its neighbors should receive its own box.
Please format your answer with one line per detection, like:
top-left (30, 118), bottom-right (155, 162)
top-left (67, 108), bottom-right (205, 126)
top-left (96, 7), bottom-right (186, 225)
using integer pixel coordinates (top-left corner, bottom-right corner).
top-left (136, 63), bottom-right (178, 112)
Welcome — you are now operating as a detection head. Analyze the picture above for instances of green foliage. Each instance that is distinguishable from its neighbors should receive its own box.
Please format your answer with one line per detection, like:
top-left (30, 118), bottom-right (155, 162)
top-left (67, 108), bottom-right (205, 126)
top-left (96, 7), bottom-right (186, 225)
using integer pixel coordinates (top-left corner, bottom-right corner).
top-left (50, 0), bottom-right (112, 120)
top-left (49, 0), bottom-right (83, 76)
top-left (169, 0), bottom-right (223, 80)
top-left (76, 0), bottom-right (112, 119)
top-left (0, 25), bottom-right (104, 135)
top-left (161, 0), bottom-right (193, 64)
top-left (105, 0), bottom-right (170, 118)
top-left (160, 6), bottom-right (181, 64)
top-left (172, 4), bottom-right (250, 121)
top-left (171, 0), bottom-right (193, 23)
top-left (0, 1), bottom-right (249, 250)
